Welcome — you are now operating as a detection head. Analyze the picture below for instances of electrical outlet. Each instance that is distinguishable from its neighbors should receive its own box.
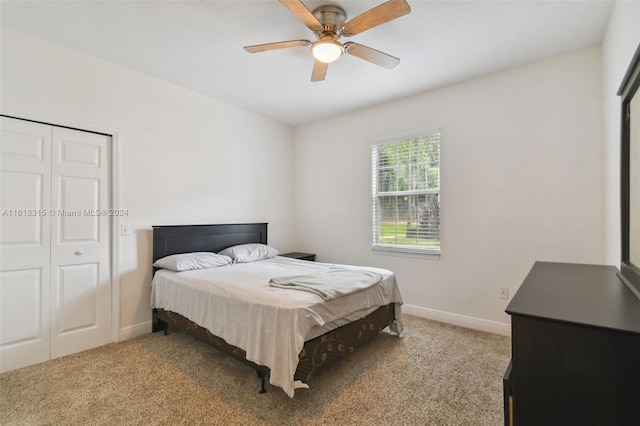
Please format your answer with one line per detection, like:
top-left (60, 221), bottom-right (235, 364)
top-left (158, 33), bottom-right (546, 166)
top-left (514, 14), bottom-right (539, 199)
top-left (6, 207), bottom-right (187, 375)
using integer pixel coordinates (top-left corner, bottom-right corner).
top-left (120, 224), bottom-right (131, 236)
top-left (500, 287), bottom-right (509, 300)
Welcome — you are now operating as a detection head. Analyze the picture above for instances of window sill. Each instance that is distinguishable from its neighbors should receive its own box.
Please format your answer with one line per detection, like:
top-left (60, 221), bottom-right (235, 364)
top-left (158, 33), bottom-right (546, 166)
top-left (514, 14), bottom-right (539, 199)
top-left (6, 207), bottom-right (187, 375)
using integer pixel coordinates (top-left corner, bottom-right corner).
top-left (372, 245), bottom-right (441, 259)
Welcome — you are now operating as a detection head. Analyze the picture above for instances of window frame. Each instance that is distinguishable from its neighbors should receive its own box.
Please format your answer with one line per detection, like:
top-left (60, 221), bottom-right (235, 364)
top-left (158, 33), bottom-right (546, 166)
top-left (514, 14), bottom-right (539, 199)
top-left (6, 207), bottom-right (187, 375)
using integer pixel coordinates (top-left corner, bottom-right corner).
top-left (371, 132), bottom-right (441, 257)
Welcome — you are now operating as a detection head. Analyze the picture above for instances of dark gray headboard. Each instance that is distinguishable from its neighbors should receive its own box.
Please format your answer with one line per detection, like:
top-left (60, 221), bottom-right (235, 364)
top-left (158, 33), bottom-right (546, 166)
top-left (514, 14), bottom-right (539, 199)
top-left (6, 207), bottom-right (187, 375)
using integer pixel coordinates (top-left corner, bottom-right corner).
top-left (152, 223), bottom-right (268, 263)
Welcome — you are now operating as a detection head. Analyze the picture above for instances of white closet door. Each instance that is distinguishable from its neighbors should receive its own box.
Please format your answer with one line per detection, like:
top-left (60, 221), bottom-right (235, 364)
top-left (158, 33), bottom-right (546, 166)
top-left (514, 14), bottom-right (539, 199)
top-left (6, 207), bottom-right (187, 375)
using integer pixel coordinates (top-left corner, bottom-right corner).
top-left (0, 118), bottom-right (53, 371)
top-left (0, 117), bottom-right (112, 373)
top-left (50, 126), bottom-right (111, 359)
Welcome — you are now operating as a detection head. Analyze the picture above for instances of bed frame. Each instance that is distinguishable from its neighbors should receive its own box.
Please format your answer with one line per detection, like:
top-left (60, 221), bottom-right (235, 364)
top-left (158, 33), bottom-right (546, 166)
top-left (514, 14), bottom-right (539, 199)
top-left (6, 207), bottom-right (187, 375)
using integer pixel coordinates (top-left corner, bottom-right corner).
top-left (151, 223), bottom-right (396, 394)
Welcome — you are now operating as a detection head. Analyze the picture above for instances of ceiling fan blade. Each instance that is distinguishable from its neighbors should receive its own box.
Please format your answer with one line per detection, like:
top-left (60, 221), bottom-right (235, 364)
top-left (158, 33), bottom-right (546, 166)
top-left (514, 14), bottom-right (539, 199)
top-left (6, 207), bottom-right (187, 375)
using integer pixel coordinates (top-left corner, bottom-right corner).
top-left (311, 59), bottom-right (328, 82)
top-left (244, 40), bottom-right (311, 53)
top-left (342, 0), bottom-right (411, 37)
top-left (344, 42), bottom-right (400, 69)
top-left (279, 0), bottom-right (323, 31)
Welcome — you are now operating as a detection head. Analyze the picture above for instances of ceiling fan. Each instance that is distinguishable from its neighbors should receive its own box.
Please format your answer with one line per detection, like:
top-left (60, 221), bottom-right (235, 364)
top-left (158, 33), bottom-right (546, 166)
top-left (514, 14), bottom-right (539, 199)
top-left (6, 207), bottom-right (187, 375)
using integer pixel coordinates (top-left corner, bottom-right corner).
top-left (243, 0), bottom-right (411, 82)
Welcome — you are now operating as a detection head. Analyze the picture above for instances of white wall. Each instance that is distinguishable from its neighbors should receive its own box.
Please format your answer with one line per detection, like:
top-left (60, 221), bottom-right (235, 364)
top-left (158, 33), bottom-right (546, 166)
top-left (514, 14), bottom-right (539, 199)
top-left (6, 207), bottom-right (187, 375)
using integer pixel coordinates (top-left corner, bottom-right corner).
top-left (1, 24), bottom-right (619, 338)
top-left (0, 27), bottom-right (296, 335)
top-left (602, 1), bottom-right (640, 266)
top-left (293, 48), bottom-right (605, 331)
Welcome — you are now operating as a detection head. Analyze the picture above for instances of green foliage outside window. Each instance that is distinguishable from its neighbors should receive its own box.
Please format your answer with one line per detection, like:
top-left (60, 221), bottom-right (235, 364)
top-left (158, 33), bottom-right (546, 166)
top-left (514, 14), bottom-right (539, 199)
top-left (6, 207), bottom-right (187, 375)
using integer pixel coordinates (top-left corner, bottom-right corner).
top-left (372, 134), bottom-right (440, 253)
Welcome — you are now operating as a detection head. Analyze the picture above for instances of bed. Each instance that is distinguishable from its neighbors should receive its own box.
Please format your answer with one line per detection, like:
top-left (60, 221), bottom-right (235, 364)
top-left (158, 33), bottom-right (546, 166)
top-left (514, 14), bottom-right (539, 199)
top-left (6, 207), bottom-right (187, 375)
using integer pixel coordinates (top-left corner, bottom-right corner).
top-left (150, 223), bottom-right (403, 397)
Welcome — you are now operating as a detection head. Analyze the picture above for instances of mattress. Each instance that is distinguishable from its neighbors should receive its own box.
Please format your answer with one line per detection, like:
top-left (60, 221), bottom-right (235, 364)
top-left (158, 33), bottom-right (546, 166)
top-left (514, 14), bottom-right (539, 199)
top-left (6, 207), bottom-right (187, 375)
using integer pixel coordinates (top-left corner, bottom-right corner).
top-left (150, 256), bottom-right (403, 397)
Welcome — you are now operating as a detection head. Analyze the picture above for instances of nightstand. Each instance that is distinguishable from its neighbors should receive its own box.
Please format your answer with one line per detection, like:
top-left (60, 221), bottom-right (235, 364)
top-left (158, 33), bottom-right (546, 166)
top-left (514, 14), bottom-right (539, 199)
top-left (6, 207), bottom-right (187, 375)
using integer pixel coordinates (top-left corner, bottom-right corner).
top-left (279, 252), bottom-right (316, 261)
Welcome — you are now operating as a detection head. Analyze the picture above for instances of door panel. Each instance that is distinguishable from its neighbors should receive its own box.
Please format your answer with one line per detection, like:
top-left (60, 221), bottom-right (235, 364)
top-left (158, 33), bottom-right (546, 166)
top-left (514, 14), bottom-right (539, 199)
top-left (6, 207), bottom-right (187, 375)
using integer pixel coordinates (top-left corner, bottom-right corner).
top-left (58, 176), bottom-right (100, 242)
top-left (59, 139), bottom-right (101, 167)
top-left (0, 269), bottom-right (45, 342)
top-left (1, 171), bottom-right (45, 246)
top-left (0, 118), bottom-right (52, 372)
top-left (0, 131), bottom-right (45, 160)
top-left (50, 126), bottom-right (111, 359)
top-left (57, 263), bottom-right (99, 334)
top-left (0, 268), bottom-right (50, 370)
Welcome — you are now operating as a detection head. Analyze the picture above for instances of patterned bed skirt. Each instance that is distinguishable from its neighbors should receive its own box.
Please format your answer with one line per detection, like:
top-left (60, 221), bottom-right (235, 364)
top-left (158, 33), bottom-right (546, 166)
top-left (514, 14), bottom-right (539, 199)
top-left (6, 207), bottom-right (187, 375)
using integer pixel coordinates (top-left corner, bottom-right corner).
top-left (154, 303), bottom-right (396, 384)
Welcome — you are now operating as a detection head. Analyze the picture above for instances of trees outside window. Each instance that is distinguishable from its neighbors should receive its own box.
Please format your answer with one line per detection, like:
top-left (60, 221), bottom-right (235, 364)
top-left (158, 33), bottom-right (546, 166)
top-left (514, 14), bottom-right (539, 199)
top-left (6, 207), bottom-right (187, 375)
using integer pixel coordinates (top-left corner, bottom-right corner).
top-left (372, 133), bottom-right (440, 254)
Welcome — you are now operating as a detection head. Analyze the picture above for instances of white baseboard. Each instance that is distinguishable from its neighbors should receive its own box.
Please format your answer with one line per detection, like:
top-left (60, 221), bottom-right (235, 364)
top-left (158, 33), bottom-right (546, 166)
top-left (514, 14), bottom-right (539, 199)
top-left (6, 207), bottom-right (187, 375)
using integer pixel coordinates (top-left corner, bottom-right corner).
top-left (402, 304), bottom-right (511, 336)
top-left (119, 320), bottom-right (152, 341)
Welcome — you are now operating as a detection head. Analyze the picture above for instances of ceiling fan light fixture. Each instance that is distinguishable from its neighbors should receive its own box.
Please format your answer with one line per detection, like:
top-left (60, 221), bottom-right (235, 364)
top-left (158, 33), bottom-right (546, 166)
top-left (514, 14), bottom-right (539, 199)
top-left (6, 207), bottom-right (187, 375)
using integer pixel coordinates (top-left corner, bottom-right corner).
top-left (312, 38), bottom-right (343, 63)
top-left (244, 0), bottom-right (412, 81)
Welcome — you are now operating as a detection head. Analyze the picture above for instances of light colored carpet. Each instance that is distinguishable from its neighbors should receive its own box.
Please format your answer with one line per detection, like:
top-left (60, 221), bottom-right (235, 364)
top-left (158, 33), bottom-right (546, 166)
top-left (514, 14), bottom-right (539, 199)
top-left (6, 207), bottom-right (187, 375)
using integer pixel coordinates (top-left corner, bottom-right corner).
top-left (0, 315), bottom-right (510, 425)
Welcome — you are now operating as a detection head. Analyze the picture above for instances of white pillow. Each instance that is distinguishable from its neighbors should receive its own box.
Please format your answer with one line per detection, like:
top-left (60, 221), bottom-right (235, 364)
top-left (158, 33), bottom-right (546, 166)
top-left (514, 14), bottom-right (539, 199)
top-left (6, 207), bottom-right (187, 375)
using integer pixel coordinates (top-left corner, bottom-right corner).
top-left (153, 252), bottom-right (232, 271)
top-left (218, 243), bottom-right (279, 263)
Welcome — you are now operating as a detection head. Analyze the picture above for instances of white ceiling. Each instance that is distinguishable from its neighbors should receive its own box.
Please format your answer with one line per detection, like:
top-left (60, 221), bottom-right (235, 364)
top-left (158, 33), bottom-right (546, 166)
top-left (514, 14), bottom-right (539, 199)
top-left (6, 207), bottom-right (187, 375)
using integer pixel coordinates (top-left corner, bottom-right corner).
top-left (1, 0), bottom-right (614, 126)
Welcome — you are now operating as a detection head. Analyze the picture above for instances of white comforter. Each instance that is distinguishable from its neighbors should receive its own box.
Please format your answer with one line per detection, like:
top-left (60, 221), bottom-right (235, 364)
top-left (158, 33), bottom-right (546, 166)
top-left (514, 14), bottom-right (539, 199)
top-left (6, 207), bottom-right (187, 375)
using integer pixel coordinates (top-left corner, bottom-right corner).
top-left (150, 256), bottom-right (403, 397)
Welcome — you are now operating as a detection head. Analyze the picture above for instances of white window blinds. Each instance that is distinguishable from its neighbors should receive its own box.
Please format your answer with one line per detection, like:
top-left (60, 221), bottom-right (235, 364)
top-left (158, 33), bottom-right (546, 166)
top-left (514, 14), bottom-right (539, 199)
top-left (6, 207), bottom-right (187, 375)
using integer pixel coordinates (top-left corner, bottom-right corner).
top-left (371, 133), bottom-right (440, 255)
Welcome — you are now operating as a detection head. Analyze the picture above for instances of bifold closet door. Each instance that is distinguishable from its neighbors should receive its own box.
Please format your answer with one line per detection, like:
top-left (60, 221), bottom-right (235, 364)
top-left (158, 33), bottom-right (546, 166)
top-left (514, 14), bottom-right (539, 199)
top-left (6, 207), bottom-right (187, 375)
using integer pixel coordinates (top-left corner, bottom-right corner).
top-left (0, 117), bottom-right (112, 372)
top-left (0, 118), bottom-right (53, 371)
top-left (50, 126), bottom-right (111, 359)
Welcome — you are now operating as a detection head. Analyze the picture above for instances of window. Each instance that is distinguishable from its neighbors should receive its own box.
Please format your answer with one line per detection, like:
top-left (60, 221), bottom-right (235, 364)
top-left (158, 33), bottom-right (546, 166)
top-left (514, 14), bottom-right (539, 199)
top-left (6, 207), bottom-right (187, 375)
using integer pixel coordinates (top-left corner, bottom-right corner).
top-left (371, 133), bottom-right (440, 255)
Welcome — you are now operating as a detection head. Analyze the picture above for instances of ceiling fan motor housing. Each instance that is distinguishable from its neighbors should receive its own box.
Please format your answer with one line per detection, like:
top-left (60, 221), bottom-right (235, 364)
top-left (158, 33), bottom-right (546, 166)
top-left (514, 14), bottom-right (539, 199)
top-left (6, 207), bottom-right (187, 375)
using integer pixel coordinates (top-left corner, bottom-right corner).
top-left (312, 5), bottom-right (346, 36)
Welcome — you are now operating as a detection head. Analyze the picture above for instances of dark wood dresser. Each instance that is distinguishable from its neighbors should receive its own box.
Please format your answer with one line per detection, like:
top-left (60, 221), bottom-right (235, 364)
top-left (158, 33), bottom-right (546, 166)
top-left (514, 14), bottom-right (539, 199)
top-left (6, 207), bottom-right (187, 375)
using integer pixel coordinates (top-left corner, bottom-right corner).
top-left (504, 261), bottom-right (640, 426)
